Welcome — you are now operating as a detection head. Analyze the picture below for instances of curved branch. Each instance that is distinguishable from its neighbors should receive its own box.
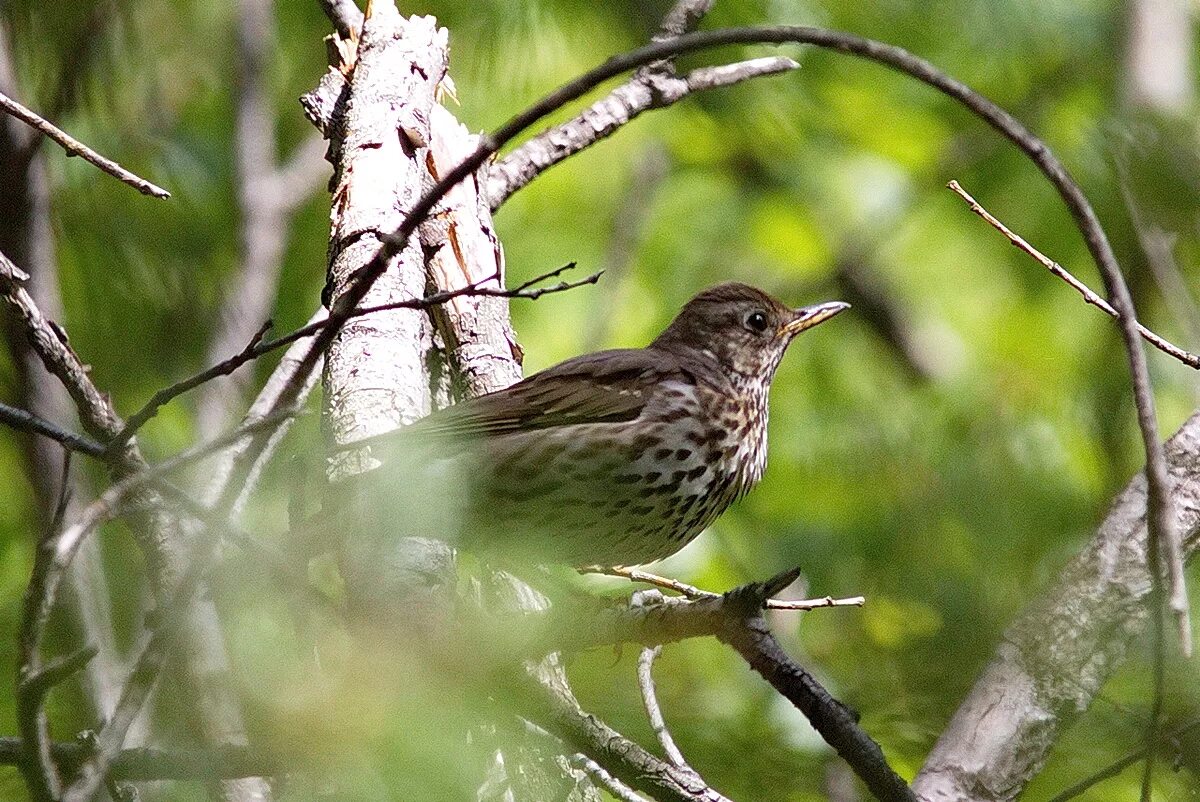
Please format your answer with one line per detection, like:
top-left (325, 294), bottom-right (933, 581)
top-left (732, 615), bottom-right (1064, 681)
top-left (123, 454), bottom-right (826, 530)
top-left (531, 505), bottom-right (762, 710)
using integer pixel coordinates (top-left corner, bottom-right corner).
top-left (51, 20), bottom-right (1163, 802)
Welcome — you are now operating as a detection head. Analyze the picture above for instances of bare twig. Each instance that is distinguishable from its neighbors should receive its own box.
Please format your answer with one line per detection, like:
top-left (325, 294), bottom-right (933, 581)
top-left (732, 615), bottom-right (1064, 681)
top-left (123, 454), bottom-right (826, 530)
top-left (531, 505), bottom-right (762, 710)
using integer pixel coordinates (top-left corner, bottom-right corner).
top-left (0, 400), bottom-right (105, 457)
top-left (1047, 716), bottom-right (1200, 802)
top-left (485, 0), bottom-right (789, 210)
top-left (108, 265), bottom-right (597, 448)
top-left (947, 177), bottom-right (1193, 779)
top-left (487, 56), bottom-right (797, 209)
top-left (638, 647), bottom-right (687, 768)
top-left (110, 320), bottom-right (274, 450)
top-left (575, 756), bottom-right (653, 802)
top-left (0, 91), bottom-right (169, 198)
top-left (946, 180), bottom-right (1200, 371)
top-left (581, 565), bottom-right (866, 611)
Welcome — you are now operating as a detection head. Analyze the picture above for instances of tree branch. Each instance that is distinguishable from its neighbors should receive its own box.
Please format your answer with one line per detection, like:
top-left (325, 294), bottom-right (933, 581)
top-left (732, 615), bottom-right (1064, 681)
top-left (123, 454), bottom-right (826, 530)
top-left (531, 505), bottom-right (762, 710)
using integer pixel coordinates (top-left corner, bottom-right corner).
top-left (0, 400), bottom-right (105, 457)
top-left (486, 54), bottom-right (797, 209)
top-left (512, 569), bottom-right (911, 800)
top-left (0, 90), bottom-right (169, 198)
top-left (913, 411), bottom-right (1200, 800)
top-left (947, 180), bottom-right (1200, 371)
top-left (581, 565), bottom-right (865, 611)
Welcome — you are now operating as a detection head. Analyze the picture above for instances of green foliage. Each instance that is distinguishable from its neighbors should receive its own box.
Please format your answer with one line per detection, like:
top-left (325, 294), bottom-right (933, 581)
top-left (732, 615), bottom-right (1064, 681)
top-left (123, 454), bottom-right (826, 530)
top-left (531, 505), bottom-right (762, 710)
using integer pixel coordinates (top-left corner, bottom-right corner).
top-left (2, 0), bottom-right (1199, 799)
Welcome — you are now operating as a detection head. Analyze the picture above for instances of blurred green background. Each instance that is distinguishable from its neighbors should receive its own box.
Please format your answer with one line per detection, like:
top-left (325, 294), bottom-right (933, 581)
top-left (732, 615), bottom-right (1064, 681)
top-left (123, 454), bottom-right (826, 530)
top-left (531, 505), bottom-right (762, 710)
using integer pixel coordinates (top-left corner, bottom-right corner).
top-left (2, 0), bottom-right (1200, 799)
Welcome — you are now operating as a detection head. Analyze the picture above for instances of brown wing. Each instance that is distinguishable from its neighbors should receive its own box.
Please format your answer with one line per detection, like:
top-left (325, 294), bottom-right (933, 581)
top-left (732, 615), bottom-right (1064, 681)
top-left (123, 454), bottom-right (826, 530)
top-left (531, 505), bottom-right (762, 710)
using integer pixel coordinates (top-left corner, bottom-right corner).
top-left (420, 349), bottom-right (669, 436)
top-left (341, 348), bottom-right (679, 452)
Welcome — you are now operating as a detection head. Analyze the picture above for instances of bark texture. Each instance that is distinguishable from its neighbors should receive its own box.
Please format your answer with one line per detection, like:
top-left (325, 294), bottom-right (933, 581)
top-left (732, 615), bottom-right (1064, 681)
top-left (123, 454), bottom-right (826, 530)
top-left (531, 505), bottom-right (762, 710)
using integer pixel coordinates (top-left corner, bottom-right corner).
top-left (914, 411), bottom-right (1200, 800)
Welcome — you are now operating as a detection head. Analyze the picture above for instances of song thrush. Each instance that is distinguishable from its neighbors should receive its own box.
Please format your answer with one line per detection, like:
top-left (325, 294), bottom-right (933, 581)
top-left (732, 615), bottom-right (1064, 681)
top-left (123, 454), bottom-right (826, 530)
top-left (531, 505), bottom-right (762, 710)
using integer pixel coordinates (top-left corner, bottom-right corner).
top-left (340, 282), bottom-right (848, 568)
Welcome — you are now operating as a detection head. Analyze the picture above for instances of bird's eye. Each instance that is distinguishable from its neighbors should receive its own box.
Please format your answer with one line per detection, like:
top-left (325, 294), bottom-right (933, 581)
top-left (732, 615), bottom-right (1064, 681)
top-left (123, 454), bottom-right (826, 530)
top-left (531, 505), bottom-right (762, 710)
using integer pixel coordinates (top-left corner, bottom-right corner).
top-left (744, 310), bottom-right (769, 333)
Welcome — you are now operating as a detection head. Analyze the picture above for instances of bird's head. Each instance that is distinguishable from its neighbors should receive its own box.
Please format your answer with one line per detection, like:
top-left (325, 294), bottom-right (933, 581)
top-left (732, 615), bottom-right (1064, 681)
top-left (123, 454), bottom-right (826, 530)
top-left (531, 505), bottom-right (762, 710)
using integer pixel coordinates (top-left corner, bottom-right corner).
top-left (651, 282), bottom-right (849, 384)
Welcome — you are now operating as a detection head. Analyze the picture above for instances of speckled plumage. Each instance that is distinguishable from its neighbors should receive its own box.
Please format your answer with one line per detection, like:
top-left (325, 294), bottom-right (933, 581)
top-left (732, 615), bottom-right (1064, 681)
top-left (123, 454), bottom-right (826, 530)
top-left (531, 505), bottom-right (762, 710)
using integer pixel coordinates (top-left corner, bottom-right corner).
top-left (352, 283), bottom-right (848, 567)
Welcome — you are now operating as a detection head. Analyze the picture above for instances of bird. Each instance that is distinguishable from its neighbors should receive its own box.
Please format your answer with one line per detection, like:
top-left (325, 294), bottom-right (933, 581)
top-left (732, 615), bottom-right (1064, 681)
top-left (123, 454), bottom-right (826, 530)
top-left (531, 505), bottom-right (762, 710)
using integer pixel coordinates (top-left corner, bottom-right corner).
top-left (334, 282), bottom-right (849, 570)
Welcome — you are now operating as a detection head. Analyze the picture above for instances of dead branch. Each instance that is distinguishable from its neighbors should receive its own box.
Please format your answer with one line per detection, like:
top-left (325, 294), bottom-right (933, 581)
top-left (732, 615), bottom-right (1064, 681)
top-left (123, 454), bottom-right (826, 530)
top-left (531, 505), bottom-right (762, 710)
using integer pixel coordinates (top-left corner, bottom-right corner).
top-left (947, 180), bottom-right (1200, 371)
top-left (0, 401), bottom-right (105, 457)
top-left (487, 49), bottom-right (796, 209)
top-left (0, 90), bottom-right (169, 198)
top-left (109, 266), bottom-right (596, 449)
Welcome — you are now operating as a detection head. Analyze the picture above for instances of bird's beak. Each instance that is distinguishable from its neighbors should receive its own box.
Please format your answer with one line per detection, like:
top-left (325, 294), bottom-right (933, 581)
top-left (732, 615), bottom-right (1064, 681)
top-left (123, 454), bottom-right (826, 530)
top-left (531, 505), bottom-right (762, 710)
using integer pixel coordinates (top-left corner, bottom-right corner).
top-left (781, 301), bottom-right (851, 336)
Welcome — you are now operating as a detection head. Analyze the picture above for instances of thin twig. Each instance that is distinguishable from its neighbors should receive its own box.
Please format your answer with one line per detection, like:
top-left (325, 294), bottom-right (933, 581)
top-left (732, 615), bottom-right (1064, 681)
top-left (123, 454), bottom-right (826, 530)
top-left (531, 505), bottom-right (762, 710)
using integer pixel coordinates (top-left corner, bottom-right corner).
top-left (638, 646), bottom-right (687, 768)
top-left (0, 91), bottom-right (169, 199)
top-left (106, 265), bottom-right (597, 449)
top-left (576, 755), bottom-right (654, 802)
top-left (946, 180), bottom-right (1200, 370)
top-left (947, 179), bottom-right (1191, 650)
top-left (1047, 715), bottom-right (1200, 802)
top-left (0, 400), bottom-right (106, 457)
top-left (107, 319), bottom-right (274, 449)
top-left (581, 565), bottom-right (866, 611)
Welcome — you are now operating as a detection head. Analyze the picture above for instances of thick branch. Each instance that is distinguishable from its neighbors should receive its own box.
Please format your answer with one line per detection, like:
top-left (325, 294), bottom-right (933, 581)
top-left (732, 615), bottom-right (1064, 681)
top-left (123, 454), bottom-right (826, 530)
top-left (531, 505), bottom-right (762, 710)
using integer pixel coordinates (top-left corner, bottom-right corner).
top-left (913, 411), bottom-right (1200, 800)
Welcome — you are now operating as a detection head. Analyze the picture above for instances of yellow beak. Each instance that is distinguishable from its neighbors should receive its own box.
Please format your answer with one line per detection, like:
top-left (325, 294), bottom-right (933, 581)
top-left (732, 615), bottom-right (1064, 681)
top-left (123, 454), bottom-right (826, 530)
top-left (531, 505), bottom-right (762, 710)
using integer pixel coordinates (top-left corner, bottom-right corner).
top-left (781, 301), bottom-right (850, 336)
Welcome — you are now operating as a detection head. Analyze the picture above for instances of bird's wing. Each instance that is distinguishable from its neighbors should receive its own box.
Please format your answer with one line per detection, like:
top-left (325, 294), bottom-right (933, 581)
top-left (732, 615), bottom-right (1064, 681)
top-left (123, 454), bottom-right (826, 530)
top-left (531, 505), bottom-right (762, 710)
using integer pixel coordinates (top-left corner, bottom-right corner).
top-left (338, 349), bottom-right (678, 456)
top-left (409, 349), bottom-right (671, 439)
